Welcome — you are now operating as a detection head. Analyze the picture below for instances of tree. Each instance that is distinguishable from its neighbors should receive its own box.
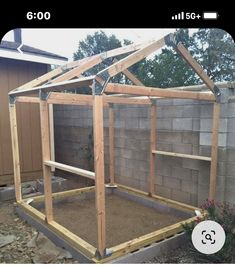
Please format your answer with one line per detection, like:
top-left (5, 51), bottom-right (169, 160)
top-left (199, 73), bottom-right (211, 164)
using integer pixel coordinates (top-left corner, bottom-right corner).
top-left (73, 29), bottom-right (235, 88)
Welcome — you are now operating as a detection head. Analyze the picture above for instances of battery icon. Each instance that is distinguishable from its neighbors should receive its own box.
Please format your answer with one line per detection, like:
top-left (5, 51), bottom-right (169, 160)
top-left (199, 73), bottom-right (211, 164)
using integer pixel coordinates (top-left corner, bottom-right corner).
top-left (203, 12), bottom-right (218, 19)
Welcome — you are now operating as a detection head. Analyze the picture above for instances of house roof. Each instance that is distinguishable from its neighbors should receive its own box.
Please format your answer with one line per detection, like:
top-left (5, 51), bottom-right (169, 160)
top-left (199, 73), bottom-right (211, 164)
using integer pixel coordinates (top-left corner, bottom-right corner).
top-left (0, 40), bottom-right (68, 65)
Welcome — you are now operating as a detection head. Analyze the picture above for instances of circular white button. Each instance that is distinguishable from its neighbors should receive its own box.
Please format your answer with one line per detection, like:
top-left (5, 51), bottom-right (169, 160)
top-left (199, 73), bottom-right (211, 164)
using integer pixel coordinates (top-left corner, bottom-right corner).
top-left (191, 220), bottom-right (226, 254)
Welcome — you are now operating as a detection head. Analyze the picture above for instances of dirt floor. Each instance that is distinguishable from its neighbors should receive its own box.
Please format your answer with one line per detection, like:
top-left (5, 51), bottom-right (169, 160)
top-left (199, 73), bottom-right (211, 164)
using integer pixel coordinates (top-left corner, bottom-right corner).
top-left (41, 193), bottom-right (187, 248)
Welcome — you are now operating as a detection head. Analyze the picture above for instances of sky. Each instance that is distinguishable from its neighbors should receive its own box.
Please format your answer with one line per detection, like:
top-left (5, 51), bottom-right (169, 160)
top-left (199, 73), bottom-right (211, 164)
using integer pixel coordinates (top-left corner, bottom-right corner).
top-left (2, 28), bottom-right (180, 61)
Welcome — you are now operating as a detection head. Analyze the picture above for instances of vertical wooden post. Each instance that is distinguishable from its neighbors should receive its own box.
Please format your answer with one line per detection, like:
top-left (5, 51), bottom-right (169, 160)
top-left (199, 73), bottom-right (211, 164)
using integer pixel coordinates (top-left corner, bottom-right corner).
top-left (209, 102), bottom-right (220, 200)
top-left (93, 95), bottom-right (106, 257)
top-left (109, 105), bottom-right (114, 185)
top-left (9, 103), bottom-right (22, 202)
top-left (149, 104), bottom-right (156, 196)
top-left (49, 104), bottom-right (55, 172)
top-left (40, 100), bottom-right (53, 223)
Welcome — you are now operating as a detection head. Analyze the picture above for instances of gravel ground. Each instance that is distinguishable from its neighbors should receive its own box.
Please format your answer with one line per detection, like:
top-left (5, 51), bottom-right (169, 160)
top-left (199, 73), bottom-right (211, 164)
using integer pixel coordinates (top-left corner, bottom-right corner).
top-left (0, 201), bottom-right (78, 264)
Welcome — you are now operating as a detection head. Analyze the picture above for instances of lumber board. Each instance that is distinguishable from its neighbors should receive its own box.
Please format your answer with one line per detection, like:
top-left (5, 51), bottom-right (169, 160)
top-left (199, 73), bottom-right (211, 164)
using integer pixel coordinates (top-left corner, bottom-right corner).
top-left (50, 55), bottom-right (102, 83)
top-left (104, 96), bottom-right (151, 105)
top-left (16, 96), bottom-right (40, 103)
top-left (49, 104), bottom-right (55, 172)
top-left (98, 37), bottom-right (165, 80)
top-left (93, 95), bottom-right (106, 257)
top-left (176, 43), bottom-right (217, 95)
top-left (117, 184), bottom-right (199, 212)
top-left (18, 201), bottom-right (96, 258)
top-left (9, 76), bottom-right (95, 97)
top-left (9, 104), bottom-right (22, 201)
top-left (96, 215), bottom-right (200, 263)
top-left (47, 92), bottom-right (93, 106)
top-left (40, 100), bottom-right (53, 222)
top-left (153, 150), bottom-right (212, 161)
top-left (44, 160), bottom-right (95, 180)
top-left (149, 105), bottom-right (156, 195)
top-left (24, 186), bottom-right (95, 203)
top-left (105, 83), bottom-right (215, 101)
top-left (109, 106), bottom-right (114, 185)
top-left (209, 103), bottom-right (220, 200)
top-left (113, 58), bottom-right (144, 86)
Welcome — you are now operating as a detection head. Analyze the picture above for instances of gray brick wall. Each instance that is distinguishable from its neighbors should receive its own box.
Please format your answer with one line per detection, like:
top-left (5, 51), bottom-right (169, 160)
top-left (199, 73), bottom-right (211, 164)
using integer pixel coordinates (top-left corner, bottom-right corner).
top-left (54, 88), bottom-right (235, 206)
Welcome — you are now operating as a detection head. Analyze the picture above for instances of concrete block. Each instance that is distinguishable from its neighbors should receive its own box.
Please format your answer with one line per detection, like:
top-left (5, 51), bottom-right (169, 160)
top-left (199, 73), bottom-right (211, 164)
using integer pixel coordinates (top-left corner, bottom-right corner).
top-left (192, 146), bottom-right (199, 155)
top-left (182, 132), bottom-right (199, 145)
top-left (114, 120), bottom-right (125, 128)
top-left (181, 179), bottom-right (198, 194)
top-left (182, 158), bottom-right (201, 170)
top-left (173, 99), bottom-right (199, 106)
top-left (121, 148), bottom-right (132, 159)
top-left (139, 119), bottom-right (149, 129)
top-left (226, 163), bottom-right (235, 177)
top-left (124, 118), bottom-right (139, 129)
top-left (227, 102), bottom-right (235, 118)
top-left (197, 185), bottom-right (209, 206)
top-left (199, 146), bottom-right (211, 157)
top-left (155, 185), bottom-right (172, 199)
top-left (172, 143), bottom-right (192, 154)
top-left (156, 164), bottom-right (172, 177)
top-left (157, 131), bottom-right (182, 143)
top-left (218, 162), bottom-right (226, 176)
top-left (172, 118), bottom-right (193, 131)
top-left (182, 106), bottom-right (200, 118)
top-left (227, 133), bottom-right (235, 148)
top-left (193, 119), bottom-right (200, 131)
top-left (157, 119), bottom-right (172, 130)
top-left (158, 106), bottom-right (184, 118)
top-left (227, 148), bottom-right (235, 162)
top-left (171, 167), bottom-right (191, 180)
top-left (224, 190), bottom-right (235, 204)
top-left (157, 143), bottom-right (172, 151)
top-left (171, 189), bottom-right (191, 204)
top-left (200, 104), bottom-right (213, 118)
top-left (155, 99), bottom-right (173, 106)
top-left (155, 175), bottom-right (163, 186)
top-left (200, 132), bottom-right (227, 147)
top-left (163, 176), bottom-right (181, 190)
top-left (228, 118), bottom-right (235, 132)
top-left (162, 156), bottom-right (182, 168)
top-left (200, 118), bottom-right (227, 133)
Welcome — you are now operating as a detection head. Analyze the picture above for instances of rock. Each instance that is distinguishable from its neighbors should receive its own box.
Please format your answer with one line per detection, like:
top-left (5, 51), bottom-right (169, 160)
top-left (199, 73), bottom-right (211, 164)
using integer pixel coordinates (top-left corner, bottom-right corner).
top-left (0, 234), bottom-right (16, 248)
top-left (32, 253), bottom-right (56, 264)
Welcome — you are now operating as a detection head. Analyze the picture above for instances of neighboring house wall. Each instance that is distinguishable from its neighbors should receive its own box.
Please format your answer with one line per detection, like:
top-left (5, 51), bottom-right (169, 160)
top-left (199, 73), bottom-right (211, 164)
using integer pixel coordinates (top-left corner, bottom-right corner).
top-left (54, 87), bottom-right (235, 206)
top-left (0, 58), bottom-right (47, 185)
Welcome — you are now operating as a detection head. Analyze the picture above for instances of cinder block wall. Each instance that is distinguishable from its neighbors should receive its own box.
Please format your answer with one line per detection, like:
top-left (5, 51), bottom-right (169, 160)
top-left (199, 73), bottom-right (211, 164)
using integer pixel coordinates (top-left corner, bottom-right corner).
top-left (54, 88), bottom-right (235, 206)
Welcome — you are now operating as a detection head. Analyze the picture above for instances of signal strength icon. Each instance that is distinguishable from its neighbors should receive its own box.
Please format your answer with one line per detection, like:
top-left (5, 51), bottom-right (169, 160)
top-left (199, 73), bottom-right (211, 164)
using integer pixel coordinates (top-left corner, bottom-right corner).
top-left (172, 12), bottom-right (184, 20)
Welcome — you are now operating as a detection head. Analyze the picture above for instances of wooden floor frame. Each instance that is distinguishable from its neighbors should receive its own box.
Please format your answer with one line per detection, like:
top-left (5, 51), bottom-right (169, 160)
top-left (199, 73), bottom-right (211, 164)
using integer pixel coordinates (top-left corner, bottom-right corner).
top-left (9, 32), bottom-right (220, 261)
top-left (20, 183), bottom-right (203, 263)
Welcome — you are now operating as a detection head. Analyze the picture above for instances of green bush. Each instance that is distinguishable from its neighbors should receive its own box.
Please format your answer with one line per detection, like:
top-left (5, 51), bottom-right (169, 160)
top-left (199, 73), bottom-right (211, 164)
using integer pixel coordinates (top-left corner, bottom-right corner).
top-left (182, 199), bottom-right (235, 263)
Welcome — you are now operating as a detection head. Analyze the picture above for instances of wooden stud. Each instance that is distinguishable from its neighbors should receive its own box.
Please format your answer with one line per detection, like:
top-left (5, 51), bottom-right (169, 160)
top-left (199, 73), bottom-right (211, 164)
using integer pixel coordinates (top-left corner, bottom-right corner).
top-left (93, 95), bottom-right (106, 257)
top-left (105, 83), bottom-right (215, 101)
top-left (49, 104), bottom-right (55, 172)
top-left (149, 104), bottom-right (156, 196)
top-left (9, 104), bottom-right (22, 202)
top-left (153, 150), bottom-right (212, 161)
top-left (109, 105), bottom-right (114, 185)
top-left (44, 160), bottom-right (95, 180)
top-left (24, 186), bottom-right (95, 203)
top-left (39, 100), bottom-right (53, 223)
top-left (209, 102), bottom-right (220, 200)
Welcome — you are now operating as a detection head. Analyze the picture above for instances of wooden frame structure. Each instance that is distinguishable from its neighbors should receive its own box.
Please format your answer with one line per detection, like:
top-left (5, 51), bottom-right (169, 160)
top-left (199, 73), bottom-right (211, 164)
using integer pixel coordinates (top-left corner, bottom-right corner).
top-left (9, 33), bottom-right (221, 262)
